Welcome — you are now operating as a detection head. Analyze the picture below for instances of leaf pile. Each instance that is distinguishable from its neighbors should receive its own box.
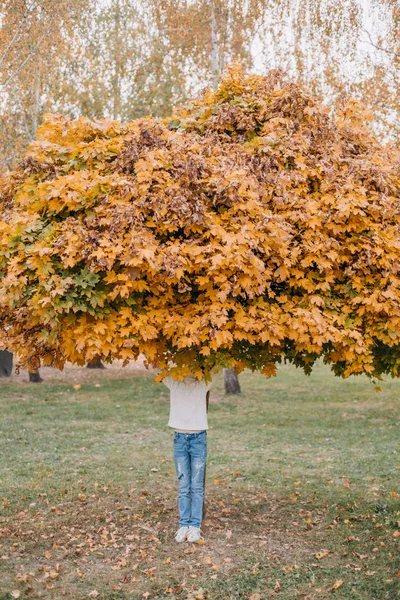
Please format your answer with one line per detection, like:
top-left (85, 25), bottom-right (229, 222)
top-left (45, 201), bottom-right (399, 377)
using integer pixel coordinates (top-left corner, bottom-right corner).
top-left (1, 64), bottom-right (400, 382)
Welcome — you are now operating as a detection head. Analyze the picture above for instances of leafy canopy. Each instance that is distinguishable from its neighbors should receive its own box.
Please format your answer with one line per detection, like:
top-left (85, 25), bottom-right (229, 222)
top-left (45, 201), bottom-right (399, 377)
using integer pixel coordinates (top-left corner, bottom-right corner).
top-left (1, 64), bottom-right (400, 383)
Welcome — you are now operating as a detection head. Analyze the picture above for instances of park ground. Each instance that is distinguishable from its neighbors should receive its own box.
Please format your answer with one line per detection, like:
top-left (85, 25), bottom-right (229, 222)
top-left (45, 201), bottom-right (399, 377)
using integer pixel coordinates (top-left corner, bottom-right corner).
top-left (0, 361), bottom-right (399, 600)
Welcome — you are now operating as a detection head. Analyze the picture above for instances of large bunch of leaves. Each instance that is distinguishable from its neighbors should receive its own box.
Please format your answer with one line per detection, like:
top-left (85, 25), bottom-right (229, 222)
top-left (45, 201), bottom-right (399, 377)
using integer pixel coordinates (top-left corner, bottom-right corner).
top-left (1, 64), bottom-right (400, 382)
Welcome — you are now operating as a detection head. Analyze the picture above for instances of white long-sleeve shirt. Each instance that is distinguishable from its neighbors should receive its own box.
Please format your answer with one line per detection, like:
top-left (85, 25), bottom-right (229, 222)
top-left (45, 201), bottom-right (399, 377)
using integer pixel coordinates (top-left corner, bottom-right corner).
top-left (163, 373), bottom-right (216, 431)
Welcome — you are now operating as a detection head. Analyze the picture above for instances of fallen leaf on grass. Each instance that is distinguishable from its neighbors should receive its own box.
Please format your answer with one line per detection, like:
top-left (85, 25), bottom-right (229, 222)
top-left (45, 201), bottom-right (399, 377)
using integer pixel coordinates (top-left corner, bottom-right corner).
top-left (88, 592), bottom-right (99, 599)
top-left (15, 573), bottom-right (33, 583)
top-left (274, 580), bottom-right (281, 592)
top-left (111, 557), bottom-right (127, 570)
top-left (226, 529), bottom-right (232, 539)
top-left (282, 565), bottom-right (300, 573)
top-left (11, 592), bottom-right (20, 599)
top-left (48, 570), bottom-right (60, 580)
top-left (330, 579), bottom-right (344, 591)
top-left (73, 384), bottom-right (81, 390)
top-left (315, 549), bottom-right (330, 560)
top-left (249, 594), bottom-right (262, 600)
top-left (393, 530), bottom-right (400, 538)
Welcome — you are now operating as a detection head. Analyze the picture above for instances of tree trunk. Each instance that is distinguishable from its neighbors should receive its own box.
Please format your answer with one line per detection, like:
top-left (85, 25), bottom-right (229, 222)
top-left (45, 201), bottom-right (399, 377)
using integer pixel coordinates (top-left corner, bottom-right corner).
top-left (111, 0), bottom-right (122, 120)
top-left (0, 350), bottom-right (13, 377)
top-left (224, 367), bottom-right (241, 394)
top-left (210, 2), bottom-right (219, 89)
top-left (29, 369), bottom-right (43, 382)
top-left (86, 357), bottom-right (105, 369)
top-left (31, 71), bottom-right (40, 137)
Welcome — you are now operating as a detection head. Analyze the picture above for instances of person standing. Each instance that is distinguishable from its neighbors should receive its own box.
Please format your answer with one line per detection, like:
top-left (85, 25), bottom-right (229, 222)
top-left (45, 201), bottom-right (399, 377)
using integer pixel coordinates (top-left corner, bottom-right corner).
top-left (163, 372), bottom-right (216, 543)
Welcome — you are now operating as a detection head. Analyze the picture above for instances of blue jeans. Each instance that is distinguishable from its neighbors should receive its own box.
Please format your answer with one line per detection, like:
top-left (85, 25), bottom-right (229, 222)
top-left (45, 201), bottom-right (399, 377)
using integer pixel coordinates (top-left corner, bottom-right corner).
top-left (173, 430), bottom-right (207, 528)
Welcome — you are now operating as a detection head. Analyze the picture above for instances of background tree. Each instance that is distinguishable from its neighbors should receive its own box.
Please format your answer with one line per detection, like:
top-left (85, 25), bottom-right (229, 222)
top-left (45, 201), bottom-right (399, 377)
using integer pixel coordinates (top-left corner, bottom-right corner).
top-left (0, 0), bottom-right (84, 170)
top-left (262, 0), bottom-right (400, 141)
top-left (0, 349), bottom-right (13, 377)
top-left (87, 357), bottom-right (105, 369)
top-left (353, 0), bottom-right (400, 140)
top-left (1, 0), bottom-right (399, 176)
top-left (28, 368), bottom-right (43, 382)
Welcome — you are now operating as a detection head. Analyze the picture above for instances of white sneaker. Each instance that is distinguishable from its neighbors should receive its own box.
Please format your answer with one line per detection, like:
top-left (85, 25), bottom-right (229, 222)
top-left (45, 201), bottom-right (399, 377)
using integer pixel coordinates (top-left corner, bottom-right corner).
top-left (175, 526), bottom-right (189, 543)
top-left (187, 526), bottom-right (202, 542)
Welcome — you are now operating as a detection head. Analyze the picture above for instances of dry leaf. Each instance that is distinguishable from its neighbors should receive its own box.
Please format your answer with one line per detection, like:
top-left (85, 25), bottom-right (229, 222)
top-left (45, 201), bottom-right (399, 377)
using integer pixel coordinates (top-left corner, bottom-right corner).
top-left (330, 579), bottom-right (344, 591)
top-left (315, 549), bottom-right (330, 560)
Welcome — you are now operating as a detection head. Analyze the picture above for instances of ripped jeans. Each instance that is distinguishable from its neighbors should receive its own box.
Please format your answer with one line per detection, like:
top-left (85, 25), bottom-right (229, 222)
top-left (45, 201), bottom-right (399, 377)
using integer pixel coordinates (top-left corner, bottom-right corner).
top-left (173, 430), bottom-right (207, 528)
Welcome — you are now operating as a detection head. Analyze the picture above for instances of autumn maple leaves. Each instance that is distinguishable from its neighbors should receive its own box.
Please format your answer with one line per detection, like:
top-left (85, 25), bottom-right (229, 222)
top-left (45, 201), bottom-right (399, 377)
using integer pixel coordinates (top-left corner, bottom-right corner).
top-left (1, 64), bottom-right (400, 382)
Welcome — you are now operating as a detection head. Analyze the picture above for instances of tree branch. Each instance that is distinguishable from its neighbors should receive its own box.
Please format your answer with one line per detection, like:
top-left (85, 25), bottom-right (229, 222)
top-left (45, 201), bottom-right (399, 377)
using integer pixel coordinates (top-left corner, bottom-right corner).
top-left (0, 150), bottom-right (23, 166)
top-left (363, 28), bottom-right (400, 60)
top-left (0, 1), bottom-right (40, 69)
top-left (1, 12), bottom-right (57, 90)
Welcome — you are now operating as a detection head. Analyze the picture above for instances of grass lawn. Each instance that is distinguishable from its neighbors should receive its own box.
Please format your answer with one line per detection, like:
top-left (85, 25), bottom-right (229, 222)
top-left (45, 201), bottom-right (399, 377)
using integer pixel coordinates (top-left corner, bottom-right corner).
top-left (0, 361), bottom-right (399, 600)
